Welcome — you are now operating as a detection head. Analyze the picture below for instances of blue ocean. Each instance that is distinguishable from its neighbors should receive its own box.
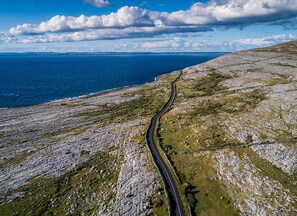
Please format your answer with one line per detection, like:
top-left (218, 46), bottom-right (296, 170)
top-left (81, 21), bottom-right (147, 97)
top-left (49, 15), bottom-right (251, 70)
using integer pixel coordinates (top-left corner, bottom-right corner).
top-left (0, 53), bottom-right (224, 108)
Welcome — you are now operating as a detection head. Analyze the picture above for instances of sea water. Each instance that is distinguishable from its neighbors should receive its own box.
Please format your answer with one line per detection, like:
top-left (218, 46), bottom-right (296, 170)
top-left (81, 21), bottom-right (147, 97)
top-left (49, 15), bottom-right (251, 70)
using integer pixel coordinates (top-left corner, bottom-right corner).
top-left (0, 53), bottom-right (225, 108)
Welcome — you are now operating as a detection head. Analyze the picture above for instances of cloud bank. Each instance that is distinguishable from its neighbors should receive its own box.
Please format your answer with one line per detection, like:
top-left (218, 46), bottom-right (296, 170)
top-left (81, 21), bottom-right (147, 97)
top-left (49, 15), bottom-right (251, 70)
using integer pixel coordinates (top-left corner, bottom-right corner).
top-left (4, 0), bottom-right (297, 43)
top-left (129, 34), bottom-right (297, 51)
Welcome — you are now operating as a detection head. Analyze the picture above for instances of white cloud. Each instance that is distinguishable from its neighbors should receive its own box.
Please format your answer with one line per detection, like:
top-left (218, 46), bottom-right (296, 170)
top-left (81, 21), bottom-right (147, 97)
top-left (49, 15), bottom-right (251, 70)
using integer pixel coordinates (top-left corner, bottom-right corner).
top-left (0, 33), bottom-right (17, 43)
top-left (131, 39), bottom-right (235, 51)
top-left (84, 0), bottom-right (111, 8)
top-left (117, 33), bottom-right (297, 52)
top-left (4, 0), bottom-right (297, 43)
top-left (9, 7), bottom-right (156, 35)
top-left (164, 0), bottom-right (297, 26)
top-left (9, 1), bottom-right (297, 34)
top-left (236, 33), bottom-right (297, 45)
top-left (140, 38), bottom-right (184, 49)
top-left (1, 33), bottom-right (296, 52)
top-left (13, 26), bottom-right (209, 43)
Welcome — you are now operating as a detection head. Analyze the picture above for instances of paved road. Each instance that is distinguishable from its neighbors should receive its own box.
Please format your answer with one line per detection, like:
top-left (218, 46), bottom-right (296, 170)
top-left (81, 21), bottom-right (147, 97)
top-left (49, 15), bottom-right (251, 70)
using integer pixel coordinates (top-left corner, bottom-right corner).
top-left (146, 71), bottom-right (185, 216)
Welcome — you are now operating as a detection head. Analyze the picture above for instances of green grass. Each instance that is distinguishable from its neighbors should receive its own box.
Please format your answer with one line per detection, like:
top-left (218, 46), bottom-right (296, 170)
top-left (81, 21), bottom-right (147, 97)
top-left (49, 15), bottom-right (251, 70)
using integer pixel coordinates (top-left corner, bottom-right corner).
top-left (41, 126), bottom-right (89, 139)
top-left (0, 151), bottom-right (35, 168)
top-left (76, 86), bottom-right (168, 126)
top-left (190, 89), bottom-right (267, 117)
top-left (0, 151), bottom-right (121, 215)
top-left (155, 120), bottom-right (192, 216)
top-left (175, 153), bottom-right (240, 216)
top-left (155, 70), bottom-right (264, 215)
top-left (193, 71), bottom-right (231, 96)
top-left (76, 71), bottom-right (180, 126)
top-left (156, 43), bottom-right (297, 215)
top-left (157, 113), bottom-right (240, 215)
top-left (148, 187), bottom-right (168, 216)
top-left (42, 129), bottom-right (69, 138)
top-left (158, 112), bottom-right (240, 215)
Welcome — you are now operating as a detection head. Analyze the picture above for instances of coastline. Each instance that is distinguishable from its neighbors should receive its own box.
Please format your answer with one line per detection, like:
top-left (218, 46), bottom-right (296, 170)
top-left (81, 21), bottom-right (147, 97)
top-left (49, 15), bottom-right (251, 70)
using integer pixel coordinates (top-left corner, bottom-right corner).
top-left (46, 75), bottom-right (161, 105)
top-left (0, 52), bottom-right (226, 109)
top-left (1, 75), bottom-right (162, 110)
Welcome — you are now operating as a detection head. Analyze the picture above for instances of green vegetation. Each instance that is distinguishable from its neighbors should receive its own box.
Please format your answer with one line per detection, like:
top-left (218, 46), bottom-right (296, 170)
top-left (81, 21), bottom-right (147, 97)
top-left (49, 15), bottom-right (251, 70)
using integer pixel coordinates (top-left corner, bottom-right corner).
top-left (235, 147), bottom-right (297, 205)
top-left (155, 53), bottom-right (297, 214)
top-left (176, 153), bottom-right (239, 216)
top-left (41, 125), bottom-right (88, 139)
top-left (158, 112), bottom-right (240, 215)
top-left (155, 70), bottom-right (269, 215)
top-left (0, 71), bottom-right (181, 216)
top-left (155, 120), bottom-right (192, 216)
top-left (0, 151), bottom-right (35, 168)
top-left (271, 62), bottom-right (297, 68)
top-left (191, 89), bottom-right (267, 117)
top-left (148, 187), bottom-right (168, 216)
top-left (253, 40), bottom-right (297, 54)
top-left (76, 86), bottom-right (168, 126)
top-left (76, 71), bottom-right (180, 126)
top-left (0, 151), bottom-right (120, 215)
top-left (42, 129), bottom-right (69, 138)
top-left (80, 149), bottom-right (91, 156)
top-left (194, 71), bottom-right (231, 96)
top-left (0, 131), bottom-right (5, 139)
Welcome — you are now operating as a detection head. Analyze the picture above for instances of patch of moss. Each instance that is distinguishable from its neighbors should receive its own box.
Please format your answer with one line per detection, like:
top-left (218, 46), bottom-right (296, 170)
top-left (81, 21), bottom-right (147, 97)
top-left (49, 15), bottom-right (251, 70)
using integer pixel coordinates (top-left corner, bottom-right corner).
top-left (253, 41), bottom-right (297, 54)
top-left (191, 100), bottom-right (225, 116)
top-left (234, 148), bottom-right (297, 208)
top-left (0, 151), bottom-right (120, 215)
top-left (149, 187), bottom-right (168, 216)
top-left (41, 126), bottom-right (88, 139)
top-left (191, 90), bottom-right (267, 117)
top-left (42, 129), bottom-right (69, 138)
top-left (77, 87), bottom-right (168, 125)
top-left (80, 149), bottom-right (91, 156)
top-left (0, 151), bottom-right (35, 168)
top-left (172, 153), bottom-right (240, 216)
top-left (157, 112), bottom-right (240, 215)
top-left (198, 124), bottom-right (237, 148)
top-left (271, 62), bottom-right (297, 68)
top-left (0, 131), bottom-right (4, 139)
top-left (194, 71), bottom-right (231, 96)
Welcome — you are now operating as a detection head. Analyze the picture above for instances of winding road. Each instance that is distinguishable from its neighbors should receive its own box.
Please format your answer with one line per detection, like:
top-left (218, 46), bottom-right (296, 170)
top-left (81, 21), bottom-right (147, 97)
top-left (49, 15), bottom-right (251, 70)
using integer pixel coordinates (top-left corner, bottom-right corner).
top-left (146, 71), bottom-right (185, 216)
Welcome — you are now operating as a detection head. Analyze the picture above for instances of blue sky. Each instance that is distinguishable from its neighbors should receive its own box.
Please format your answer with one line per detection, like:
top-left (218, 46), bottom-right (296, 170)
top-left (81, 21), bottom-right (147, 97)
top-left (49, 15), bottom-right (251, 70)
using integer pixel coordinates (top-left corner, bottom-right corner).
top-left (1, 0), bottom-right (297, 52)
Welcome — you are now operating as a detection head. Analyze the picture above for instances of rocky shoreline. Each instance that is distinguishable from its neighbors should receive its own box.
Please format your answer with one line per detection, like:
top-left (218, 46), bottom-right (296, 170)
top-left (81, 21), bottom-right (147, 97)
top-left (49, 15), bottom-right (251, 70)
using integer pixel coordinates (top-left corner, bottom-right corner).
top-left (0, 71), bottom-right (179, 215)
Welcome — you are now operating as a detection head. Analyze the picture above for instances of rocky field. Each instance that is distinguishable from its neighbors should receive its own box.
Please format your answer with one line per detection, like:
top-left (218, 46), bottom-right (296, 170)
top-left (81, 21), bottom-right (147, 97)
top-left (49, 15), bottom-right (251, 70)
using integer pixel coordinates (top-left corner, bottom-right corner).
top-left (1, 41), bottom-right (297, 216)
top-left (158, 40), bottom-right (297, 215)
top-left (0, 72), bottom-right (182, 215)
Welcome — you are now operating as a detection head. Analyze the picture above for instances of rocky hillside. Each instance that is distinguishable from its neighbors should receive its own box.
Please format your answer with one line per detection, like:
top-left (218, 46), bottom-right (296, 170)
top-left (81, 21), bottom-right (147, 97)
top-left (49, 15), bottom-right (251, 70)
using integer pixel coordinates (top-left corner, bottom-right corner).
top-left (158, 40), bottom-right (297, 215)
top-left (0, 40), bottom-right (296, 216)
top-left (0, 72), bottom-right (182, 215)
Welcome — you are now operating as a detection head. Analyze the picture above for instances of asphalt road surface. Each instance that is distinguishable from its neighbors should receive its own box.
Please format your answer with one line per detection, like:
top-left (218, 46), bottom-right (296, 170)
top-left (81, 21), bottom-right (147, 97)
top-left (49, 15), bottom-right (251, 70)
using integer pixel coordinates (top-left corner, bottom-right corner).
top-left (146, 71), bottom-right (186, 216)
